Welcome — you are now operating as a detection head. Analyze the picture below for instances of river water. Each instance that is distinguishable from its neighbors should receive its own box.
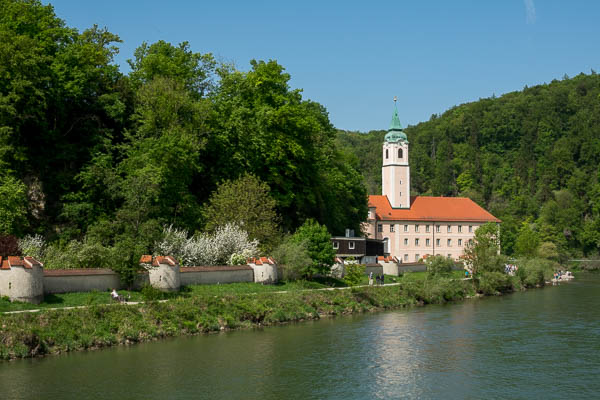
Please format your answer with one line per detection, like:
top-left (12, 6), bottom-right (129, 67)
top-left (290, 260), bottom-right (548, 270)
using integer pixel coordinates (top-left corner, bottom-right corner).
top-left (1, 275), bottom-right (599, 399)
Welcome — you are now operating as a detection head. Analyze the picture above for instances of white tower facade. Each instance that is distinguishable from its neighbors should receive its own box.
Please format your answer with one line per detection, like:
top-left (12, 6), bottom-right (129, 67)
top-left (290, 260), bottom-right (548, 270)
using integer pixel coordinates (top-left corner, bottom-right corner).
top-left (381, 104), bottom-right (410, 208)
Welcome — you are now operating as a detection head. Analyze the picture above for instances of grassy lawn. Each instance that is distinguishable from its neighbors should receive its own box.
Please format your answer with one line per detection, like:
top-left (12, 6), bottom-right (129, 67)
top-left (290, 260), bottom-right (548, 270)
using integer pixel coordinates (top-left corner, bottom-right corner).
top-left (0, 269), bottom-right (465, 313)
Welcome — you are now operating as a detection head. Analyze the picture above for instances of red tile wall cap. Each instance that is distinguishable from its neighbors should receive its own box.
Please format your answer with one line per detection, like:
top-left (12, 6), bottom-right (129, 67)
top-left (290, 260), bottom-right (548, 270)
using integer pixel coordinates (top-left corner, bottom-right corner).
top-left (139, 255), bottom-right (152, 264)
top-left (2, 256), bottom-right (40, 269)
top-left (24, 257), bottom-right (42, 268)
top-left (7, 256), bottom-right (24, 266)
top-left (368, 195), bottom-right (501, 223)
top-left (152, 255), bottom-right (178, 267)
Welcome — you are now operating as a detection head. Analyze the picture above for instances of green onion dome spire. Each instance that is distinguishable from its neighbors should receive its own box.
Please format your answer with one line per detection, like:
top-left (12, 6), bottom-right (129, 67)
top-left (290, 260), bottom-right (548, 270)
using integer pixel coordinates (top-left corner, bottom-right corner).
top-left (384, 97), bottom-right (408, 143)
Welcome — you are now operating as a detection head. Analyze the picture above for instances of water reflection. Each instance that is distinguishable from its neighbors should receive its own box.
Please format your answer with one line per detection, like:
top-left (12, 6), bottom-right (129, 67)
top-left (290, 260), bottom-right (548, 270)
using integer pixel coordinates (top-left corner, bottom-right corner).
top-left (1, 275), bottom-right (600, 399)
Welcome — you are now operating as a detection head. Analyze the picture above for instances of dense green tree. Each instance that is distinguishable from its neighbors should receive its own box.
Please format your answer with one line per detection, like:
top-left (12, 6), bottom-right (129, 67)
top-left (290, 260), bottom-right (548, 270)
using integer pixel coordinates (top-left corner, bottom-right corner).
top-left (514, 222), bottom-right (540, 258)
top-left (0, 175), bottom-right (28, 235)
top-left (462, 223), bottom-right (505, 275)
top-left (207, 60), bottom-right (367, 234)
top-left (128, 40), bottom-right (215, 97)
top-left (202, 173), bottom-right (280, 250)
top-left (289, 219), bottom-right (335, 277)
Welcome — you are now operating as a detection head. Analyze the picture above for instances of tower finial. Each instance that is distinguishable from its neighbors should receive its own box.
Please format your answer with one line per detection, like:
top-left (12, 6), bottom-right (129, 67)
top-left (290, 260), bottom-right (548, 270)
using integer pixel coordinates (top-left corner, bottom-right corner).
top-left (393, 96), bottom-right (397, 103)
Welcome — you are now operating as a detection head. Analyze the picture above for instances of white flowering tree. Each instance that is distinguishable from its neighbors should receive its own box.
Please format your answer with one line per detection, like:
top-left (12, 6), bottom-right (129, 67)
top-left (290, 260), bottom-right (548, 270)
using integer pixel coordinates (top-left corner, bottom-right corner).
top-left (18, 234), bottom-right (45, 259)
top-left (154, 223), bottom-right (259, 266)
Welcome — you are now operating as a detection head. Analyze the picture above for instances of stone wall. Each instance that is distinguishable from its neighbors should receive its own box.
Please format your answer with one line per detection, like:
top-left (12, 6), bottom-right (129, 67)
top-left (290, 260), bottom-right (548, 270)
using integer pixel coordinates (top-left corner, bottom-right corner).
top-left (365, 264), bottom-right (384, 276)
top-left (180, 266), bottom-right (254, 285)
top-left (398, 263), bottom-right (427, 273)
top-left (0, 254), bottom-right (277, 303)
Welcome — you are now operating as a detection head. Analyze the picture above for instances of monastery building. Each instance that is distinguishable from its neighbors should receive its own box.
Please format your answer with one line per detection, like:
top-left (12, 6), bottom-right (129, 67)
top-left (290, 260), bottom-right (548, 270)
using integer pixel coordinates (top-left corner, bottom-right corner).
top-left (363, 101), bottom-right (500, 262)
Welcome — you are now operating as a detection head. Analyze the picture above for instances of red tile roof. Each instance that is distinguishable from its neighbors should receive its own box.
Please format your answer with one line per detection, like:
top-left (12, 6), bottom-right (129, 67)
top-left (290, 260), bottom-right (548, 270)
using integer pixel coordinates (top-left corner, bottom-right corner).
top-left (139, 255), bottom-right (152, 264)
top-left (377, 256), bottom-right (398, 263)
top-left (247, 257), bottom-right (276, 265)
top-left (368, 195), bottom-right (500, 223)
top-left (152, 256), bottom-right (177, 267)
top-left (0, 256), bottom-right (42, 269)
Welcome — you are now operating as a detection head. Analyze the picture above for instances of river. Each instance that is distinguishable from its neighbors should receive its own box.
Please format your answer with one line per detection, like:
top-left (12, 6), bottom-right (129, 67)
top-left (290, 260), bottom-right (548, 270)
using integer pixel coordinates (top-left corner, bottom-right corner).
top-left (1, 274), bottom-right (599, 399)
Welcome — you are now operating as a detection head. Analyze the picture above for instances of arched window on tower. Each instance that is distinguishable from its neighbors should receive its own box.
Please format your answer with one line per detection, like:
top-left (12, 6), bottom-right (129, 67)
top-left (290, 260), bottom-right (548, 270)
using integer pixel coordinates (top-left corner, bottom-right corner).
top-left (385, 149), bottom-right (389, 159)
top-left (398, 148), bottom-right (403, 158)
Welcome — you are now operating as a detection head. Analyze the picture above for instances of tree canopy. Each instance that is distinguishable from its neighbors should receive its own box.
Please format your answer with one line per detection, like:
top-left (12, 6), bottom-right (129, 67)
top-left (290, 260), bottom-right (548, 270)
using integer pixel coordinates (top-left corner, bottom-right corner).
top-left (1, 0), bottom-right (367, 274)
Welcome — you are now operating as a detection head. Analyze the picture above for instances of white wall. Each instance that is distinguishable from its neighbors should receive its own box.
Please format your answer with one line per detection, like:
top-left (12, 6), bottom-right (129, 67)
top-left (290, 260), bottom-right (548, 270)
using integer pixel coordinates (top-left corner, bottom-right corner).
top-left (180, 267), bottom-right (254, 285)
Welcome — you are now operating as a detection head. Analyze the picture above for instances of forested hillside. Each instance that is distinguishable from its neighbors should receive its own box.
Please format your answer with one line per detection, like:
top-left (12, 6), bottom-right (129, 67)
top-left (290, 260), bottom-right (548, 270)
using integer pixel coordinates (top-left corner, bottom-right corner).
top-left (338, 73), bottom-right (600, 257)
top-left (0, 0), bottom-right (367, 259)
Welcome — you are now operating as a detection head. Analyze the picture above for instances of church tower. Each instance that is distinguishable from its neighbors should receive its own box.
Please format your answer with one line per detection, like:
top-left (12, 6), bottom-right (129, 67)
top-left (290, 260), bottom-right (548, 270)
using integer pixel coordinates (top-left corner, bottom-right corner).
top-left (382, 99), bottom-right (410, 208)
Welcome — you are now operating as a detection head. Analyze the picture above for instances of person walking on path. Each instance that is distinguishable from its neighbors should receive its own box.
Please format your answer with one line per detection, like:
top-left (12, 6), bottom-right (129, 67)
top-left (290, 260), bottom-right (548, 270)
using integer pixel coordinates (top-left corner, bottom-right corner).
top-left (368, 272), bottom-right (374, 286)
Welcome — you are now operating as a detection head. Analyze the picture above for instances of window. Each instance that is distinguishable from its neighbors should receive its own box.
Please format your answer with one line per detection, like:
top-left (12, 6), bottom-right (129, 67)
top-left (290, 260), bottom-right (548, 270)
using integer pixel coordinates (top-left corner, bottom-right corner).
top-left (399, 179), bottom-right (402, 185)
top-left (468, 239), bottom-right (474, 245)
top-left (386, 149), bottom-right (389, 159)
top-left (368, 210), bottom-right (372, 219)
top-left (458, 239), bottom-right (462, 246)
top-left (404, 225), bottom-right (408, 232)
top-left (349, 241), bottom-right (355, 250)
top-left (436, 238), bottom-right (440, 246)
top-left (415, 224), bottom-right (420, 233)
top-left (398, 148), bottom-right (403, 158)
top-left (447, 254), bottom-right (452, 258)
top-left (415, 238), bottom-right (420, 246)
top-left (390, 224), bottom-right (395, 232)
top-left (415, 254), bottom-right (420, 261)
top-left (436, 225), bottom-right (441, 233)
top-left (469, 225), bottom-right (473, 233)
top-left (404, 238), bottom-right (408, 245)
top-left (404, 254), bottom-right (409, 262)
top-left (333, 241), bottom-right (339, 249)
top-left (426, 225), bottom-right (430, 233)
top-left (447, 239), bottom-right (452, 247)
top-left (458, 225), bottom-right (462, 233)
top-left (378, 224), bottom-right (383, 233)
top-left (447, 225), bottom-right (451, 233)
top-left (426, 238), bottom-right (430, 246)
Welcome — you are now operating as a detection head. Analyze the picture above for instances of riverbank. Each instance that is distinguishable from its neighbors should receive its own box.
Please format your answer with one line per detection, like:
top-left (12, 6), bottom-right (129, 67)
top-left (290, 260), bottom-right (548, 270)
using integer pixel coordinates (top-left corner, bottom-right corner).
top-left (0, 270), bottom-right (545, 361)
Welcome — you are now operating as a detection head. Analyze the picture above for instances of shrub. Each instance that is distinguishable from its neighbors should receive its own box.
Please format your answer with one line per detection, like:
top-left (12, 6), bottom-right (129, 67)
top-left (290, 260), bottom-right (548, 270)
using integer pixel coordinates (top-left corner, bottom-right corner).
top-left (18, 234), bottom-right (45, 259)
top-left (272, 238), bottom-right (312, 281)
top-left (344, 263), bottom-right (365, 286)
top-left (516, 258), bottom-right (557, 287)
top-left (43, 239), bottom-right (111, 269)
top-left (140, 284), bottom-right (165, 301)
top-left (477, 271), bottom-right (513, 295)
top-left (425, 255), bottom-right (454, 279)
top-left (154, 223), bottom-right (258, 266)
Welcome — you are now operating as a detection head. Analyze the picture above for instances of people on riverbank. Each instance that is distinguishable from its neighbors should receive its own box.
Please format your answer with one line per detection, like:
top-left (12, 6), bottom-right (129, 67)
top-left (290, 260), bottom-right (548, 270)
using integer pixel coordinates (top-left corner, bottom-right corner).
top-left (368, 272), bottom-right (374, 286)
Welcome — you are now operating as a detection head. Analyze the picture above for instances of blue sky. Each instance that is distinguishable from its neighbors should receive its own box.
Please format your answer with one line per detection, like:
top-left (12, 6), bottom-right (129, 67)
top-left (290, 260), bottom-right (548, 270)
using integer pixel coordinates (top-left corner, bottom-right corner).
top-left (47, 0), bottom-right (600, 132)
